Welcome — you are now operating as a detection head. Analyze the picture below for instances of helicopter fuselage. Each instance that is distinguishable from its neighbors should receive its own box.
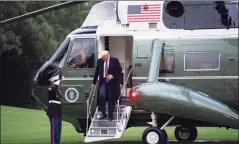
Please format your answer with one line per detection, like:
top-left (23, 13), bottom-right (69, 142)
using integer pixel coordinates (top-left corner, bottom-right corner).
top-left (32, 0), bottom-right (238, 137)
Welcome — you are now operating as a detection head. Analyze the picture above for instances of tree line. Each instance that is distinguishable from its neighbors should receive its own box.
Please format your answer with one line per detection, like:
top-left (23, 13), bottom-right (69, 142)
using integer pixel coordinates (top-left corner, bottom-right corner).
top-left (0, 1), bottom-right (98, 107)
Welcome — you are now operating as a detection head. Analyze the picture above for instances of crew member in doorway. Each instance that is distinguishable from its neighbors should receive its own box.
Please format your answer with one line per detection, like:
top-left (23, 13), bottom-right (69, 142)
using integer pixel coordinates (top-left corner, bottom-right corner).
top-left (47, 77), bottom-right (62, 144)
top-left (92, 50), bottom-right (122, 121)
top-left (68, 48), bottom-right (94, 68)
top-left (68, 48), bottom-right (87, 68)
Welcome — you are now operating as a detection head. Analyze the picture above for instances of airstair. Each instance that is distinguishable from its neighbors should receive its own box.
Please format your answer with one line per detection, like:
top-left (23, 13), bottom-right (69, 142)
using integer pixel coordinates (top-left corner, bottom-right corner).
top-left (84, 68), bottom-right (133, 143)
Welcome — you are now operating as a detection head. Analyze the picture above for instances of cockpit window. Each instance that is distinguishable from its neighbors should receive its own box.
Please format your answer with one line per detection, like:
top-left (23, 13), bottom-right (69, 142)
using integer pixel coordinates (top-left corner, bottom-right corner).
top-left (163, 1), bottom-right (238, 29)
top-left (67, 38), bottom-right (95, 69)
top-left (34, 37), bottom-right (70, 86)
top-left (50, 37), bottom-right (70, 65)
top-left (58, 52), bottom-right (67, 68)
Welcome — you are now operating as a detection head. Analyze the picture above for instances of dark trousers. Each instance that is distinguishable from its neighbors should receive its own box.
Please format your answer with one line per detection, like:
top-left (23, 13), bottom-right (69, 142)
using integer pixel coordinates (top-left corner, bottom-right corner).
top-left (99, 81), bottom-right (115, 118)
top-left (49, 116), bottom-right (62, 144)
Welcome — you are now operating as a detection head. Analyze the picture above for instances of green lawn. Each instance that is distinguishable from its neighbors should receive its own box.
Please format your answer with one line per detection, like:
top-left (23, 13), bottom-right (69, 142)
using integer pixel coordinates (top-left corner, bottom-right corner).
top-left (1, 105), bottom-right (238, 144)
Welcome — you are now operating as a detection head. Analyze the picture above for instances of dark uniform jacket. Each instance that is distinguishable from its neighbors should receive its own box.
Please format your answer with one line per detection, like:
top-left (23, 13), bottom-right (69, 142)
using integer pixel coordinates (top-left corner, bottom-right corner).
top-left (47, 84), bottom-right (62, 117)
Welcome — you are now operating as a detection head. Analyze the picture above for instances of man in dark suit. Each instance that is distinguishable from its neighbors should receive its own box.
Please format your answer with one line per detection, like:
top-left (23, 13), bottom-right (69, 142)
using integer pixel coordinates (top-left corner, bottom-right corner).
top-left (92, 50), bottom-right (122, 121)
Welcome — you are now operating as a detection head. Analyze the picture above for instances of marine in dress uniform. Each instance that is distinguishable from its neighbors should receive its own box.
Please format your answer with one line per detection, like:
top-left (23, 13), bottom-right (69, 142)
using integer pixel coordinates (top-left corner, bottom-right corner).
top-left (47, 77), bottom-right (62, 144)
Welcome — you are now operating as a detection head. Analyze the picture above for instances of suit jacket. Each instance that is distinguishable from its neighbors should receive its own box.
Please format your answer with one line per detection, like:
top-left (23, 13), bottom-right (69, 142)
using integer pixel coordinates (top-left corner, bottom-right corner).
top-left (93, 57), bottom-right (122, 86)
top-left (93, 56), bottom-right (122, 105)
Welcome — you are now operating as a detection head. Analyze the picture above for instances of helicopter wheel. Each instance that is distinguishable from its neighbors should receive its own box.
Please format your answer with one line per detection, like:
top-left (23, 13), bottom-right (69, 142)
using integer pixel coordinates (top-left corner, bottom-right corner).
top-left (142, 127), bottom-right (167, 144)
top-left (174, 125), bottom-right (197, 142)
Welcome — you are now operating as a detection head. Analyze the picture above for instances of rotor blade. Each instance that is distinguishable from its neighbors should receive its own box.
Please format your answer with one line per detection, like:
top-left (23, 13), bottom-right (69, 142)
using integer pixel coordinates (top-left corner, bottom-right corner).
top-left (0, 1), bottom-right (87, 25)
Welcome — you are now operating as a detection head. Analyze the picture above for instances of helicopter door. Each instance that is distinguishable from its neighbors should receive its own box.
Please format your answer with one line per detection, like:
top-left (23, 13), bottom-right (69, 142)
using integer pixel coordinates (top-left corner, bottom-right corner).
top-left (60, 36), bottom-right (97, 105)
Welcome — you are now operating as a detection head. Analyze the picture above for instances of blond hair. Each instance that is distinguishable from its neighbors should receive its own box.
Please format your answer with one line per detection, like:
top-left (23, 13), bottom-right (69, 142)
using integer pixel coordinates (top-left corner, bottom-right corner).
top-left (101, 50), bottom-right (109, 57)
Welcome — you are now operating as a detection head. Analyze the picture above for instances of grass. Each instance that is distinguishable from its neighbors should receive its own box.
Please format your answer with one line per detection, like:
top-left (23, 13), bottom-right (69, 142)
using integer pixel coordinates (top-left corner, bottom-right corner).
top-left (1, 105), bottom-right (238, 144)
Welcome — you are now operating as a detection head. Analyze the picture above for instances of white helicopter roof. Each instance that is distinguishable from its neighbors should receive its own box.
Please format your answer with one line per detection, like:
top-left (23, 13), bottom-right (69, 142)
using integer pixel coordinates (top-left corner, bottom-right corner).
top-left (69, 1), bottom-right (239, 39)
top-left (81, 1), bottom-right (117, 28)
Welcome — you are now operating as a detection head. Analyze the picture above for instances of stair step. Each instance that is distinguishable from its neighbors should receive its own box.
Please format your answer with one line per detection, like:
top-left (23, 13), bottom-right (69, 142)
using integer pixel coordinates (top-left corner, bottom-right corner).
top-left (105, 107), bottom-right (125, 112)
top-left (87, 134), bottom-right (115, 137)
top-left (93, 113), bottom-right (122, 120)
top-left (91, 127), bottom-right (116, 129)
top-left (95, 108), bottom-right (124, 114)
top-left (88, 127), bottom-right (117, 137)
top-left (93, 119), bottom-right (120, 122)
top-left (106, 105), bottom-right (126, 109)
top-left (91, 120), bottom-right (118, 127)
top-left (94, 105), bottom-right (125, 114)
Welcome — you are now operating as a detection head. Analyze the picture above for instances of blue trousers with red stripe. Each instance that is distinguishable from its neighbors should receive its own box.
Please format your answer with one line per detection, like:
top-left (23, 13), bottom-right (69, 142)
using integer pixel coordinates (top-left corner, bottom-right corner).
top-left (49, 116), bottom-right (62, 144)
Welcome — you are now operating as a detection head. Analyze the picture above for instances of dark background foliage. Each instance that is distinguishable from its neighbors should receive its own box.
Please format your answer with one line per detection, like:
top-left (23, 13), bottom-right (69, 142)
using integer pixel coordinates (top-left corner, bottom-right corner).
top-left (0, 1), bottom-right (97, 107)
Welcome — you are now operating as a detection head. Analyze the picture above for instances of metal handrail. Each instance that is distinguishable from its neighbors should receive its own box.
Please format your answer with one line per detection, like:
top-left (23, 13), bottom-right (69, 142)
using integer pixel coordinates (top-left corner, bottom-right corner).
top-left (116, 67), bottom-right (132, 127)
top-left (88, 86), bottom-right (97, 118)
top-left (86, 85), bottom-right (96, 135)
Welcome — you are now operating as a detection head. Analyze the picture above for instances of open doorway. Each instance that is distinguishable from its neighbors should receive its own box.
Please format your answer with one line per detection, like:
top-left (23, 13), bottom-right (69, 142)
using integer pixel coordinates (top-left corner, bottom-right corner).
top-left (98, 36), bottom-right (133, 97)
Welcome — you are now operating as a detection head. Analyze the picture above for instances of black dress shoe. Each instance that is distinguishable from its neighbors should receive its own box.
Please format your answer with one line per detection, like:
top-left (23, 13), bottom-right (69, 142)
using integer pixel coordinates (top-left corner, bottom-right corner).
top-left (108, 116), bottom-right (113, 121)
top-left (99, 113), bottom-right (107, 120)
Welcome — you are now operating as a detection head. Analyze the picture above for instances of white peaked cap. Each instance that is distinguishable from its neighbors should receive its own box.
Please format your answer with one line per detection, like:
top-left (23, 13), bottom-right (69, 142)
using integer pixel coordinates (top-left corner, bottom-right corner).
top-left (54, 80), bottom-right (60, 85)
top-left (50, 75), bottom-right (59, 82)
top-left (49, 75), bottom-right (64, 85)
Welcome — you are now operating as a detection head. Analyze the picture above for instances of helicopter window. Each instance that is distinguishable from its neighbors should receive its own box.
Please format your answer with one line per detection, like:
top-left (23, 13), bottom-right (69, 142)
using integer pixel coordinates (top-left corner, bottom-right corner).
top-left (159, 53), bottom-right (175, 73)
top-left (58, 52), bottom-right (67, 68)
top-left (162, 1), bottom-right (239, 29)
top-left (34, 37), bottom-right (70, 86)
top-left (67, 38), bottom-right (95, 69)
top-left (50, 37), bottom-right (70, 65)
top-left (184, 52), bottom-right (220, 71)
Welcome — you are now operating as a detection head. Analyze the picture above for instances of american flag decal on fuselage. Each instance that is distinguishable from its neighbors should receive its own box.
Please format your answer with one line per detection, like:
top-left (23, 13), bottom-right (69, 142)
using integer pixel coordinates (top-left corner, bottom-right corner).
top-left (127, 4), bottom-right (161, 23)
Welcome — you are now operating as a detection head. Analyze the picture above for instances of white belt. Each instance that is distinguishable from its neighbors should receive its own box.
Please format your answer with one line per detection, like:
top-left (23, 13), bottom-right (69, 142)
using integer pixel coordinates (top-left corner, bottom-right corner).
top-left (49, 100), bottom-right (61, 104)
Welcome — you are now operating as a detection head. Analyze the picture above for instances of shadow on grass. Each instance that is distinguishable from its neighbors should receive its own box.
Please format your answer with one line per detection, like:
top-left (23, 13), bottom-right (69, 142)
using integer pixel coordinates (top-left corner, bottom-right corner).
top-left (31, 141), bottom-right (239, 144)
top-left (89, 141), bottom-right (239, 144)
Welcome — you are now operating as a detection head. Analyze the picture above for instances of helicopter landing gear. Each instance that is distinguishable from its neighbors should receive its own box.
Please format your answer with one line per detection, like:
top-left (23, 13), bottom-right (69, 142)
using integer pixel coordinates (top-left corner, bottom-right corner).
top-left (142, 127), bottom-right (166, 144)
top-left (174, 125), bottom-right (198, 142)
top-left (142, 112), bottom-right (175, 144)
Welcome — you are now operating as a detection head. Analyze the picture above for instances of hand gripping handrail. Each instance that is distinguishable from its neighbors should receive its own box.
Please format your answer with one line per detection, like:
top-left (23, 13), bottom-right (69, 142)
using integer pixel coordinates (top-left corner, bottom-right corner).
top-left (116, 67), bottom-right (132, 128)
top-left (86, 85), bottom-right (97, 135)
